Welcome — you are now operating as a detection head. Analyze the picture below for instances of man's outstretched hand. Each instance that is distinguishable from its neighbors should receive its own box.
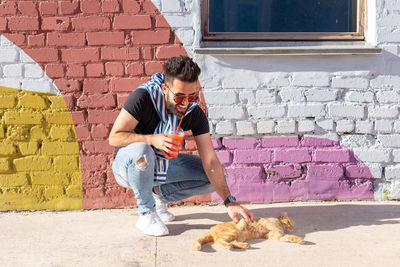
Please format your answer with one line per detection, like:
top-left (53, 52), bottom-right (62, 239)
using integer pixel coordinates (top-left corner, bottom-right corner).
top-left (227, 204), bottom-right (254, 224)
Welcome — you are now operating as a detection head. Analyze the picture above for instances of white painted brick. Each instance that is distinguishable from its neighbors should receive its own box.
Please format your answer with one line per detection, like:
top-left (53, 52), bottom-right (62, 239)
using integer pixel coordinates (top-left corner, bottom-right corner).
top-left (367, 164), bottom-right (383, 179)
top-left (256, 90), bottom-right (276, 104)
top-left (276, 120), bottom-right (296, 134)
top-left (287, 104), bottom-right (325, 118)
top-left (333, 71), bottom-right (373, 78)
top-left (336, 120), bottom-right (355, 133)
top-left (248, 105), bottom-right (286, 119)
top-left (341, 134), bottom-right (376, 149)
top-left (259, 73), bottom-right (290, 87)
top-left (239, 90), bottom-right (255, 104)
top-left (305, 88), bottom-right (337, 102)
top-left (0, 78), bottom-right (21, 89)
top-left (236, 121), bottom-right (255, 135)
top-left (374, 182), bottom-right (392, 201)
top-left (332, 77), bottom-right (369, 89)
top-left (377, 27), bottom-right (400, 43)
top-left (208, 106), bottom-right (245, 120)
top-left (0, 35), bottom-right (14, 46)
top-left (298, 120), bottom-right (316, 132)
top-left (376, 91), bottom-right (400, 103)
top-left (175, 29), bottom-right (194, 45)
top-left (370, 75), bottom-right (400, 89)
top-left (353, 148), bottom-right (391, 163)
top-left (368, 105), bottom-right (399, 119)
top-left (378, 134), bottom-right (400, 148)
top-left (305, 132), bottom-right (339, 142)
top-left (0, 48), bottom-right (18, 63)
top-left (377, 14), bottom-right (400, 27)
top-left (394, 121), bottom-right (400, 133)
top-left (152, 0), bottom-right (161, 10)
top-left (345, 91), bottom-right (374, 103)
top-left (355, 120), bottom-right (374, 134)
top-left (327, 104), bottom-right (365, 119)
top-left (316, 119), bottom-right (334, 131)
top-left (3, 64), bottom-right (22, 77)
top-left (381, 45), bottom-right (399, 55)
top-left (375, 120), bottom-right (394, 133)
top-left (161, 0), bottom-right (182, 12)
top-left (19, 51), bottom-right (35, 63)
top-left (215, 121), bottom-right (234, 135)
top-left (292, 72), bottom-right (330, 87)
top-left (393, 150), bottom-right (400, 162)
top-left (24, 64), bottom-right (44, 78)
top-left (390, 180), bottom-right (400, 200)
top-left (385, 166), bottom-right (400, 179)
top-left (21, 80), bottom-right (52, 93)
top-left (279, 87), bottom-right (305, 102)
top-left (222, 71), bottom-right (258, 89)
top-left (257, 120), bottom-right (275, 134)
top-left (203, 91), bottom-right (236, 105)
top-left (164, 15), bottom-right (192, 28)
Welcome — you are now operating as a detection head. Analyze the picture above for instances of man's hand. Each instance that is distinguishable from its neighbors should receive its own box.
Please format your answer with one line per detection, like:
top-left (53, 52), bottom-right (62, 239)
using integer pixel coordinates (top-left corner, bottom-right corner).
top-left (150, 134), bottom-right (181, 158)
top-left (227, 203), bottom-right (254, 224)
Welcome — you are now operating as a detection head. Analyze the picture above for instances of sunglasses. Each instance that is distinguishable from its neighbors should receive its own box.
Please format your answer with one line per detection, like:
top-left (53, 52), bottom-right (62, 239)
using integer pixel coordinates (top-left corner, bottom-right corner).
top-left (164, 84), bottom-right (199, 104)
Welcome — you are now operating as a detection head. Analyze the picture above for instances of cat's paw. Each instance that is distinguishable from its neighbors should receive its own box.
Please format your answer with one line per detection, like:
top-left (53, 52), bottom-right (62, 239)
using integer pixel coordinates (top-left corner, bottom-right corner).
top-left (193, 242), bottom-right (202, 251)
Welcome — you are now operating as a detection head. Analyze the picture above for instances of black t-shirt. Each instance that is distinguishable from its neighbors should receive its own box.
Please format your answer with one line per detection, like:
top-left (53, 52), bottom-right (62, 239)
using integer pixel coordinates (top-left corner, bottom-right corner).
top-left (123, 88), bottom-right (209, 136)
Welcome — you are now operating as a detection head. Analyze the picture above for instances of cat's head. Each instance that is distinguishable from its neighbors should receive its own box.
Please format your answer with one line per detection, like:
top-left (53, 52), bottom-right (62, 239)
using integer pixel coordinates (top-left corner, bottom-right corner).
top-left (278, 211), bottom-right (295, 232)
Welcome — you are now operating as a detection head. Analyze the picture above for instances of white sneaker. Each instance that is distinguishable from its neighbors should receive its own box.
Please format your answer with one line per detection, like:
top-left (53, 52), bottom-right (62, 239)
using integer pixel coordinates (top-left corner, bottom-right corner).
top-left (136, 210), bottom-right (169, 236)
top-left (153, 192), bottom-right (175, 222)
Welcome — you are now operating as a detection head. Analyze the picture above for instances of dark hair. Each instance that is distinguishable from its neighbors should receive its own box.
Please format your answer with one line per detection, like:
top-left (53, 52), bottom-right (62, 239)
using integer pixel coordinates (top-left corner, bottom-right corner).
top-left (165, 56), bottom-right (201, 84)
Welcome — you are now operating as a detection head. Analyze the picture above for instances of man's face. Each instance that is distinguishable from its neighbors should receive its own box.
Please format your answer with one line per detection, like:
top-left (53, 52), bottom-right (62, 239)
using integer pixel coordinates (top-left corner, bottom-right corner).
top-left (162, 78), bottom-right (198, 117)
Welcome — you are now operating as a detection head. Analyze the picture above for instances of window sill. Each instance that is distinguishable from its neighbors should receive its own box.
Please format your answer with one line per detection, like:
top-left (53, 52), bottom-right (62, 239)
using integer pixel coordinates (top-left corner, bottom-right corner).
top-left (194, 42), bottom-right (381, 56)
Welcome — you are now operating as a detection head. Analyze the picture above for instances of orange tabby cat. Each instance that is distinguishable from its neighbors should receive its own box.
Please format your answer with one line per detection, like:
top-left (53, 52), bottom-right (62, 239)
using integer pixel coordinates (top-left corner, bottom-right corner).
top-left (193, 211), bottom-right (304, 251)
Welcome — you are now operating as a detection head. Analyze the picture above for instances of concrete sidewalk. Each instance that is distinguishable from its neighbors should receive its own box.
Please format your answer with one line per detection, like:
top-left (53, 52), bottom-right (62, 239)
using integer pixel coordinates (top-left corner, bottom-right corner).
top-left (1, 201), bottom-right (399, 267)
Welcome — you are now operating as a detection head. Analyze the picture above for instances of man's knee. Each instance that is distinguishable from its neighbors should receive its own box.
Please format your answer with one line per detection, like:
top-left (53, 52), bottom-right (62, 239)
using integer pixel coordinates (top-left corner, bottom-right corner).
top-left (117, 142), bottom-right (155, 169)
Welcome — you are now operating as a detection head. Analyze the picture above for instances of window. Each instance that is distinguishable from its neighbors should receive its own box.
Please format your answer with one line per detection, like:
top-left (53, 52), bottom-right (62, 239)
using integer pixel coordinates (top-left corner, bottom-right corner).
top-left (203, 0), bottom-right (365, 41)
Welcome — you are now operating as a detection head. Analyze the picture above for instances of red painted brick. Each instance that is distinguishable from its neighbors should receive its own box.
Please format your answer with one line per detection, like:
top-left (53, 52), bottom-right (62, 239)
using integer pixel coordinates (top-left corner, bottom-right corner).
top-left (122, 0), bottom-right (140, 13)
top-left (274, 149), bottom-right (312, 163)
top-left (72, 16), bottom-right (110, 32)
top-left (8, 17), bottom-right (39, 31)
top-left (81, 0), bottom-right (101, 14)
top-left (3, 33), bottom-right (25, 46)
top-left (88, 110), bottom-right (119, 124)
top-left (39, 2), bottom-right (58, 15)
top-left (81, 155), bottom-right (108, 170)
top-left (41, 17), bottom-right (70, 31)
top-left (86, 63), bottom-right (105, 77)
top-left (125, 62), bottom-right (144, 76)
top-left (234, 149), bottom-right (272, 164)
top-left (142, 0), bottom-right (159, 14)
top-left (27, 34), bottom-right (45, 47)
top-left (18, 2), bottom-right (38, 16)
top-left (66, 64), bottom-right (85, 78)
top-left (83, 79), bottom-right (109, 94)
top-left (85, 187), bottom-right (105, 198)
top-left (0, 2), bottom-right (17, 15)
top-left (145, 61), bottom-right (164, 75)
top-left (75, 125), bottom-right (91, 141)
top-left (105, 62), bottom-right (124, 76)
top-left (86, 32), bottom-right (125, 45)
top-left (111, 78), bottom-right (146, 93)
top-left (59, 1), bottom-right (80, 15)
top-left (91, 124), bottom-right (110, 140)
top-left (113, 15), bottom-right (151, 30)
top-left (71, 111), bottom-right (85, 124)
top-left (155, 15), bottom-right (169, 28)
top-left (77, 94), bottom-right (116, 108)
top-left (155, 45), bottom-right (186, 59)
top-left (62, 94), bottom-right (75, 110)
top-left (0, 17), bottom-right (6, 31)
top-left (314, 149), bottom-right (351, 163)
top-left (62, 48), bottom-right (100, 63)
top-left (54, 79), bottom-right (81, 93)
top-left (47, 32), bottom-right (86, 46)
top-left (102, 0), bottom-right (120, 13)
top-left (132, 30), bottom-right (171, 45)
top-left (117, 93), bottom-right (129, 109)
top-left (25, 48), bottom-right (58, 63)
top-left (101, 47), bottom-right (139, 61)
top-left (45, 64), bottom-right (65, 78)
top-left (141, 47), bottom-right (153, 60)
top-left (184, 137), bottom-right (197, 150)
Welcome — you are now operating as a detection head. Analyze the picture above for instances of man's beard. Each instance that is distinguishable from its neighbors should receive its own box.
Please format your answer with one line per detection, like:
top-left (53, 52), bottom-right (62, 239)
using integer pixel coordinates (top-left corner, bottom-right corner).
top-left (166, 99), bottom-right (188, 117)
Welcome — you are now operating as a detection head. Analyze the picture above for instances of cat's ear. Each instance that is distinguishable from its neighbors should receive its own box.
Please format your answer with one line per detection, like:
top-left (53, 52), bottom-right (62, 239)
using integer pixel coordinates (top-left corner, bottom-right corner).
top-left (279, 211), bottom-right (288, 218)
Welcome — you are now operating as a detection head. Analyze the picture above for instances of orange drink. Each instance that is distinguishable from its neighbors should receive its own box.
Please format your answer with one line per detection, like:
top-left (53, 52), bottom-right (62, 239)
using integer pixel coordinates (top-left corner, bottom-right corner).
top-left (166, 135), bottom-right (184, 158)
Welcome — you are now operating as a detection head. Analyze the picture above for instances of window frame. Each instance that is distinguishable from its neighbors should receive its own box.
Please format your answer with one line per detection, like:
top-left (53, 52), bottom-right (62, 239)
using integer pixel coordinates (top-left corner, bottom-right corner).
top-left (202, 0), bottom-right (366, 42)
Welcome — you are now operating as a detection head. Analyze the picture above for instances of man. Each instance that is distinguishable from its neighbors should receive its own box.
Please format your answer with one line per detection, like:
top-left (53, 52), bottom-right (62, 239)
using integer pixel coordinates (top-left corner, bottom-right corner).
top-left (109, 56), bottom-right (253, 236)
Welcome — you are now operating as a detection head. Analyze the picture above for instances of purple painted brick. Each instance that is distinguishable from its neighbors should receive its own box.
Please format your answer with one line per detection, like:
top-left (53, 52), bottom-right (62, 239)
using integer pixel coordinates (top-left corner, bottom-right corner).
top-left (300, 137), bottom-right (339, 147)
top-left (211, 138), bottom-right (222, 149)
top-left (345, 165), bottom-right (373, 178)
top-left (216, 150), bottom-right (232, 165)
top-left (261, 137), bottom-right (299, 148)
top-left (272, 183), bottom-right (290, 202)
top-left (229, 166), bottom-right (264, 184)
top-left (222, 138), bottom-right (258, 149)
top-left (308, 180), bottom-right (339, 200)
top-left (264, 164), bottom-right (302, 180)
top-left (337, 180), bottom-right (373, 200)
top-left (274, 149), bottom-right (312, 163)
top-left (237, 184), bottom-right (273, 203)
top-left (290, 181), bottom-right (310, 201)
top-left (306, 164), bottom-right (344, 180)
top-left (234, 149), bottom-right (272, 164)
top-left (314, 149), bottom-right (351, 163)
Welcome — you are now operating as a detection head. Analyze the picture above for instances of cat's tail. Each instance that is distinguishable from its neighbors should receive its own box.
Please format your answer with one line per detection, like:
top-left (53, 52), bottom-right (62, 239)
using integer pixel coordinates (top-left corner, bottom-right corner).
top-left (193, 232), bottom-right (214, 251)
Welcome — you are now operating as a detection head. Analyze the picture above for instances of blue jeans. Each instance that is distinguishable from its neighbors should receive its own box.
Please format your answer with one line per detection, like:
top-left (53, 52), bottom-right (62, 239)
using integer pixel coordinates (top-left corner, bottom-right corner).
top-left (112, 142), bottom-right (216, 214)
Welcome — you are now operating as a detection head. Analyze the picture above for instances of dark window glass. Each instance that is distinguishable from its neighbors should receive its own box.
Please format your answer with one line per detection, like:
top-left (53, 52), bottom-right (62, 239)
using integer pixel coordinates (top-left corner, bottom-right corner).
top-left (209, 0), bottom-right (358, 33)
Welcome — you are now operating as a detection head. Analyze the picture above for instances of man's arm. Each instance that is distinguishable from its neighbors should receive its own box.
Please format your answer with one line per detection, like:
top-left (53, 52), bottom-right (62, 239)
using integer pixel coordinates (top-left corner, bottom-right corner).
top-left (194, 132), bottom-right (254, 223)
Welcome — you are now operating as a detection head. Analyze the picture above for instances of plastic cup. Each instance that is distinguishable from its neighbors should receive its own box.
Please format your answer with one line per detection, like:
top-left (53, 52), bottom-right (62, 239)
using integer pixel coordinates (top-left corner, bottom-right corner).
top-left (165, 128), bottom-right (184, 158)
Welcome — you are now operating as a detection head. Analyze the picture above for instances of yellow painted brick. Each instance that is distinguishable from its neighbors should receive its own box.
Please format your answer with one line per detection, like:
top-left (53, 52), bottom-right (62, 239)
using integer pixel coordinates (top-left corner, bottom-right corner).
top-left (44, 186), bottom-right (64, 200)
top-left (45, 112), bottom-right (74, 125)
top-left (18, 94), bottom-right (48, 110)
top-left (0, 86), bottom-right (20, 94)
top-left (0, 142), bottom-right (16, 156)
top-left (30, 126), bottom-right (45, 141)
top-left (47, 96), bottom-right (68, 110)
top-left (0, 173), bottom-right (28, 187)
top-left (6, 126), bottom-right (29, 141)
top-left (18, 142), bottom-right (39, 155)
top-left (0, 126), bottom-right (4, 138)
top-left (41, 142), bottom-right (79, 155)
top-left (0, 95), bottom-right (16, 109)
top-left (70, 171), bottom-right (82, 185)
top-left (0, 158), bottom-right (10, 172)
top-left (4, 111), bottom-right (42, 125)
top-left (53, 156), bottom-right (79, 171)
top-left (0, 193), bottom-right (41, 211)
top-left (31, 171), bottom-right (69, 185)
top-left (14, 156), bottom-right (51, 171)
top-left (49, 126), bottom-right (72, 141)
top-left (66, 186), bottom-right (82, 198)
